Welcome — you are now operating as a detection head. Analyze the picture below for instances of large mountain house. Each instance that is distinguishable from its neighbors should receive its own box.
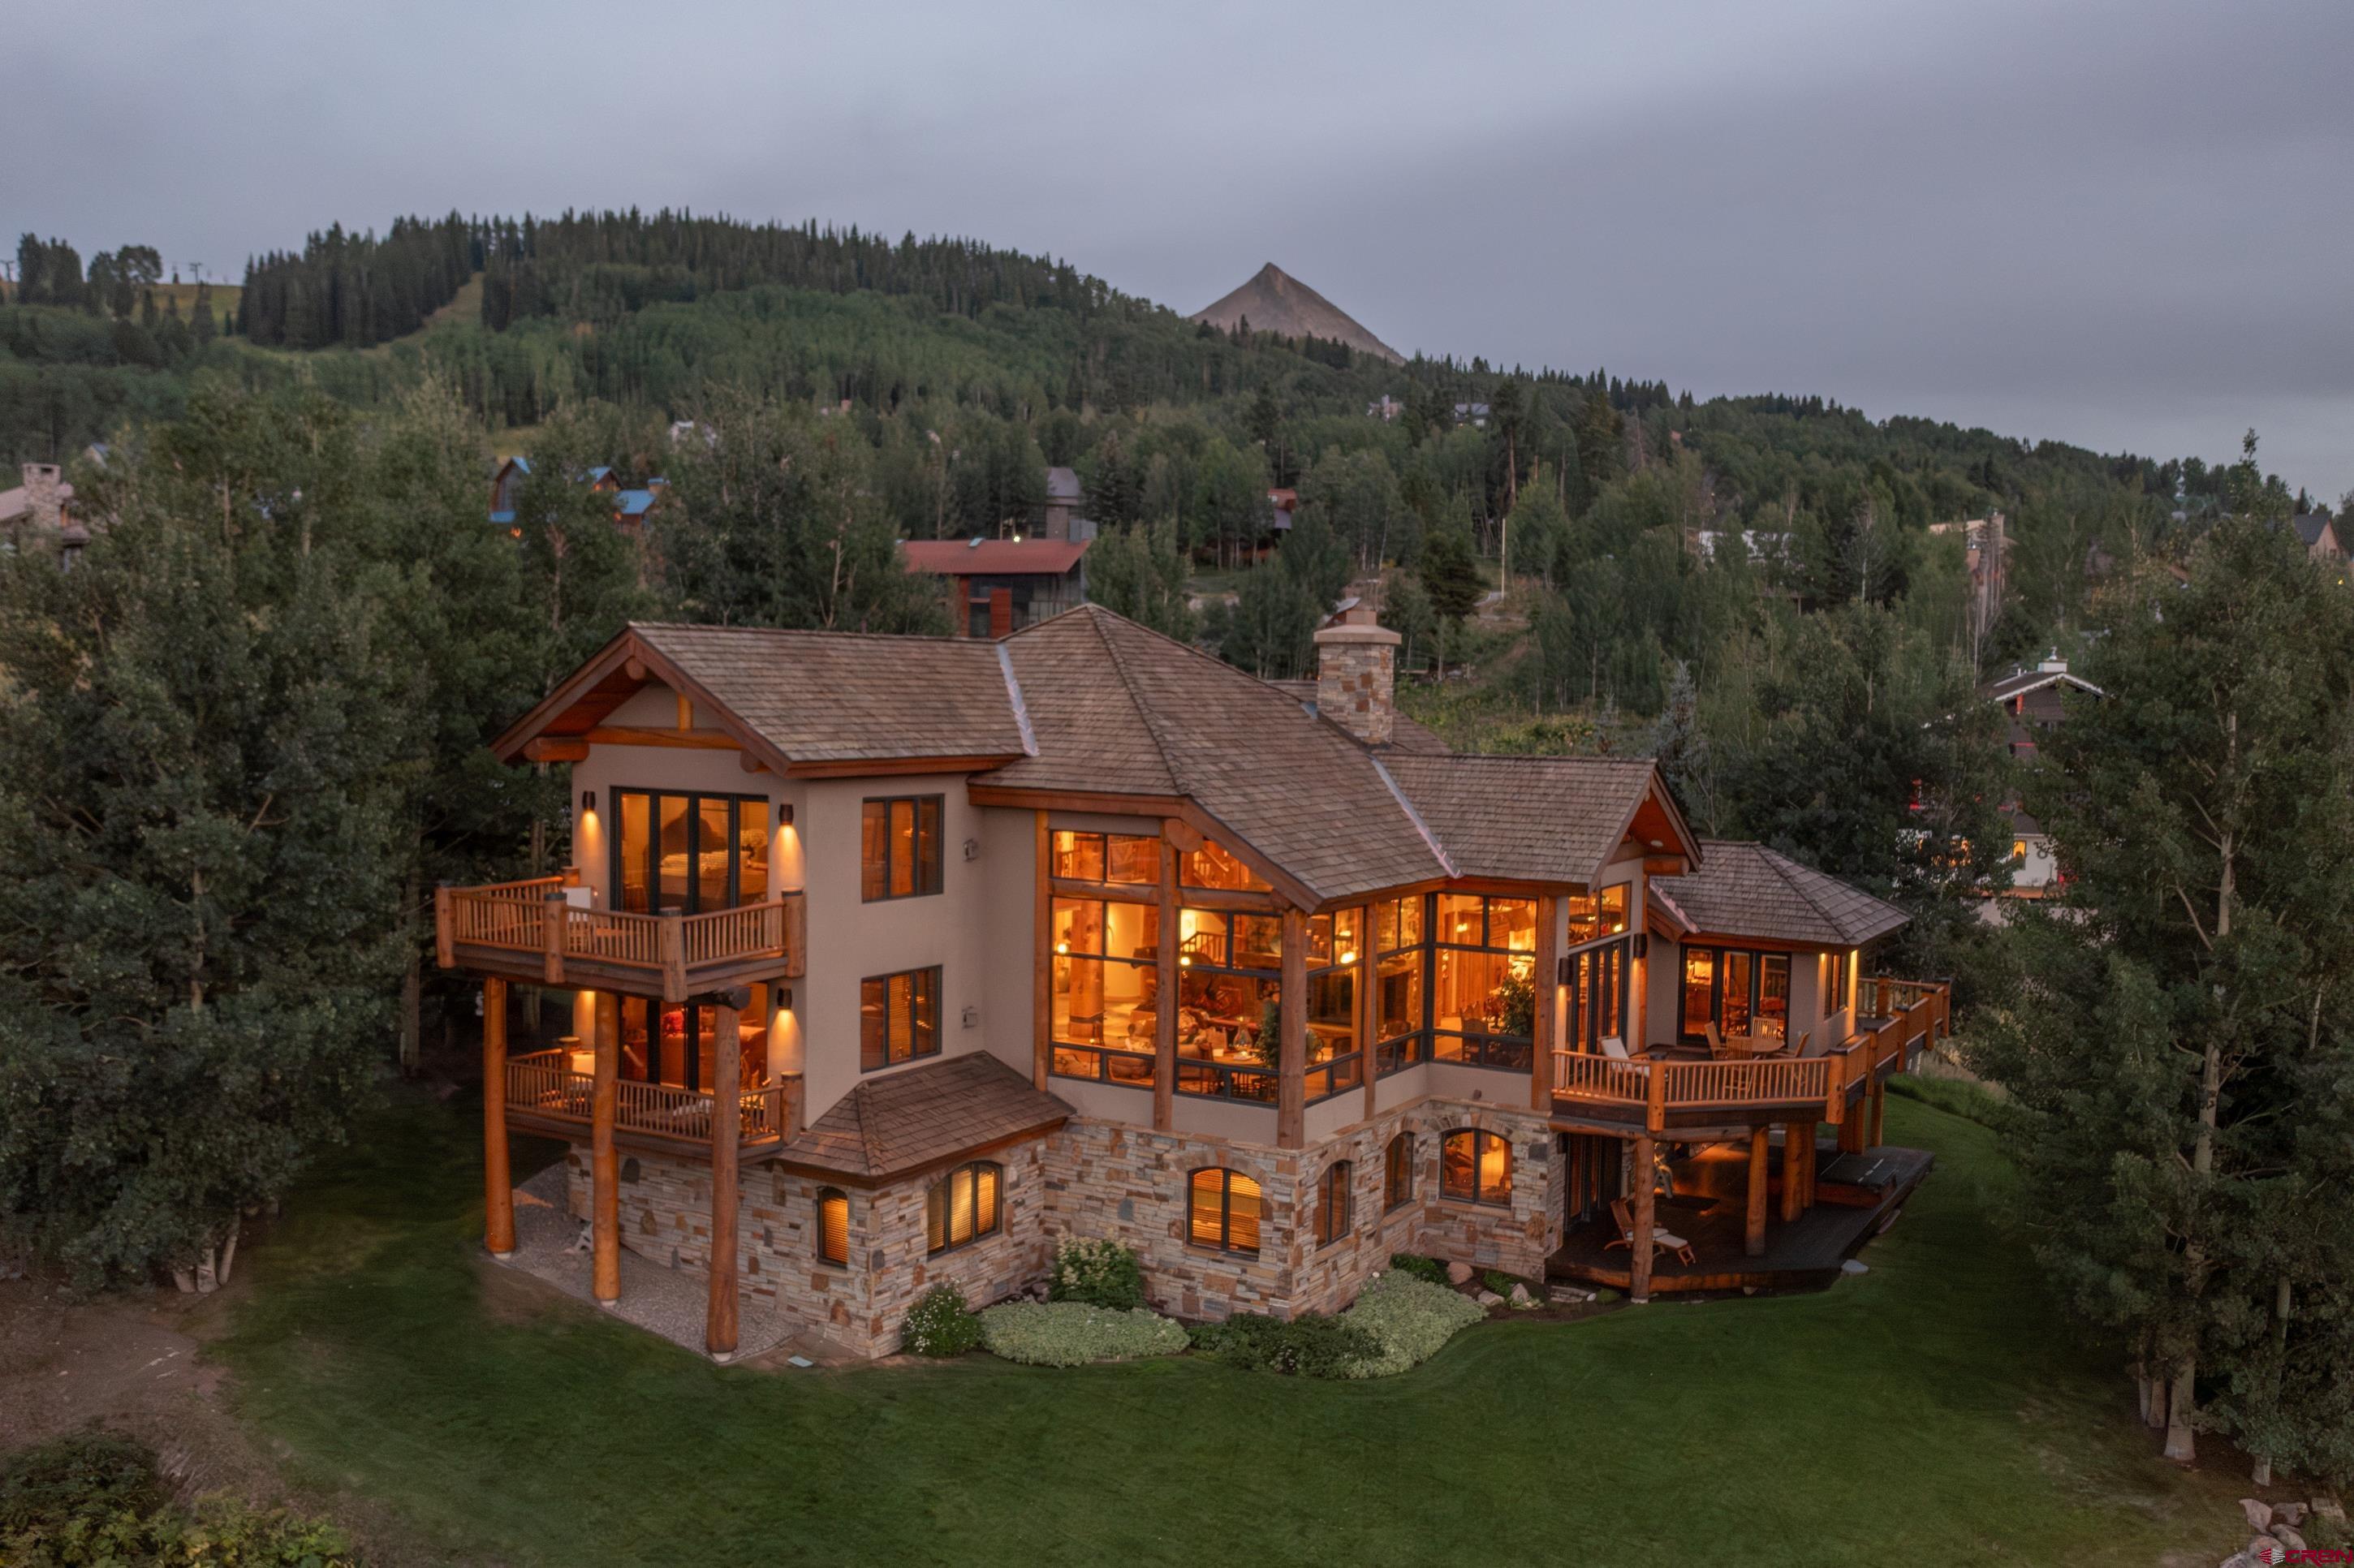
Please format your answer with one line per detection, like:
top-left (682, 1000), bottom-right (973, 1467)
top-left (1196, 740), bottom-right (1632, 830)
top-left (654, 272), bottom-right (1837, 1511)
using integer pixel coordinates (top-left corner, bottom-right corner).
top-left (436, 603), bottom-right (1951, 1360)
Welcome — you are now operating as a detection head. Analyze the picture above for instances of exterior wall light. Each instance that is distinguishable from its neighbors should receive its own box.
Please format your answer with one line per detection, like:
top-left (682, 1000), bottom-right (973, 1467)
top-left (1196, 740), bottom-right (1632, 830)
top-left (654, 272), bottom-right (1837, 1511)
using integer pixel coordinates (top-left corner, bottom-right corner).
top-left (779, 803), bottom-right (795, 826)
top-left (580, 790), bottom-right (597, 815)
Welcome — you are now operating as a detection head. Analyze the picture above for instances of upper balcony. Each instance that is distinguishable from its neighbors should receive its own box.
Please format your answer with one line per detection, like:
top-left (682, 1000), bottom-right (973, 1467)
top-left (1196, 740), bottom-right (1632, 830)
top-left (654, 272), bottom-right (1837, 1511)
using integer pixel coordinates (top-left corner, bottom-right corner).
top-left (1550, 976), bottom-right (1951, 1131)
top-left (435, 872), bottom-right (805, 1002)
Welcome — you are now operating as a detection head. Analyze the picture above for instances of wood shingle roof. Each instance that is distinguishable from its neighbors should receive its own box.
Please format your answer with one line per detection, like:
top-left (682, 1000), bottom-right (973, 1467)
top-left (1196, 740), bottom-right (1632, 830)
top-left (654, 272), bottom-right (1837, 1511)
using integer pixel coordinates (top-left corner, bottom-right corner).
top-left (775, 1053), bottom-right (1071, 1184)
top-left (1652, 841), bottom-right (1908, 948)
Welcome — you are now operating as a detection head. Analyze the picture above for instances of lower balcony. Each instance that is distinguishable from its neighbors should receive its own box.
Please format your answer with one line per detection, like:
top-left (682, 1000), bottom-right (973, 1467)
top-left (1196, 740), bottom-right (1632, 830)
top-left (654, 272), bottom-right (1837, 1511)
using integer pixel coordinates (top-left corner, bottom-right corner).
top-left (436, 873), bottom-right (804, 1002)
top-left (502, 1048), bottom-right (798, 1159)
top-left (1550, 977), bottom-right (1951, 1131)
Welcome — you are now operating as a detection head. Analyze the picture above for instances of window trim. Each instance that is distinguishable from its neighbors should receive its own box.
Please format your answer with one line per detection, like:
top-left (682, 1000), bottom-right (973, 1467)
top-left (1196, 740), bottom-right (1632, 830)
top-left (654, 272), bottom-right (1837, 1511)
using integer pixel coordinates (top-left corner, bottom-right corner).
top-left (1316, 1161), bottom-right (1353, 1250)
top-left (815, 1187), bottom-right (850, 1269)
top-left (1186, 1166), bottom-right (1263, 1256)
top-left (924, 1161), bottom-right (1003, 1256)
top-left (860, 965), bottom-right (943, 1072)
top-left (860, 794), bottom-right (945, 902)
top-left (1383, 1132), bottom-right (1416, 1213)
top-left (1440, 1128), bottom-right (1514, 1208)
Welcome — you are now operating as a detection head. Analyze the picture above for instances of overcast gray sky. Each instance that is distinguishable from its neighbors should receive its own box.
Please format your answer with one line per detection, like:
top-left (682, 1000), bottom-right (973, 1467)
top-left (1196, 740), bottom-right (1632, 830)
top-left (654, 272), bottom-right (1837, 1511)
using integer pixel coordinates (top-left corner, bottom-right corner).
top-left (14, 0), bottom-right (2351, 499)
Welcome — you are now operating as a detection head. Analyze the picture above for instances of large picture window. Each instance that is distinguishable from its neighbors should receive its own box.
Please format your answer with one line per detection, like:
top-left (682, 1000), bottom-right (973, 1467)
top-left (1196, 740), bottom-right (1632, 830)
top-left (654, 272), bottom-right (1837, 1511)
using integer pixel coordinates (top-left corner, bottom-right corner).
top-left (1173, 910), bottom-right (1281, 1103)
top-left (1187, 1168), bottom-right (1262, 1255)
top-left (1441, 1129), bottom-right (1513, 1207)
top-left (1373, 895), bottom-right (1427, 1077)
top-left (619, 983), bottom-right (774, 1094)
top-left (1304, 908), bottom-right (1362, 1103)
top-left (1823, 950), bottom-right (1849, 1019)
top-left (1564, 883), bottom-right (1630, 945)
top-left (1050, 896), bottom-right (1159, 1088)
top-left (1180, 838), bottom-right (1269, 892)
top-left (860, 967), bottom-right (941, 1070)
top-left (1433, 894), bottom-right (1537, 1071)
top-left (1316, 1161), bottom-right (1353, 1248)
top-left (925, 1161), bottom-right (1002, 1255)
top-left (1051, 829), bottom-right (1158, 885)
top-left (612, 789), bottom-right (770, 914)
top-left (1680, 947), bottom-right (1792, 1044)
top-left (1564, 939), bottom-right (1628, 1053)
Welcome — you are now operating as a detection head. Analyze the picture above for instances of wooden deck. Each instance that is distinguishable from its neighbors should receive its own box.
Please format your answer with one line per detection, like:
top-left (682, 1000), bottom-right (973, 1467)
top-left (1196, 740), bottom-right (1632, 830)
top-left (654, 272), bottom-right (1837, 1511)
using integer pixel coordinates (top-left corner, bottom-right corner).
top-left (502, 1049), bottom-right (797, 1160)
top-left (1548, 1139), bottom-right (1934, 1294)
top-left (436, 872), bottom-right (805, 1002)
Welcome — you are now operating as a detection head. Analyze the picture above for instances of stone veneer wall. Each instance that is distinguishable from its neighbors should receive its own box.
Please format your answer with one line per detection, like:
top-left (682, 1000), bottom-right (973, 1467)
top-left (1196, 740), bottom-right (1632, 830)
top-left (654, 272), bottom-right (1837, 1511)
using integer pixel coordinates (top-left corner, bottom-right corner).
top-left (1039, 1096), bottom-right (1560, 1320)
top-left (562, 1093), bottom-right (1560, 1357)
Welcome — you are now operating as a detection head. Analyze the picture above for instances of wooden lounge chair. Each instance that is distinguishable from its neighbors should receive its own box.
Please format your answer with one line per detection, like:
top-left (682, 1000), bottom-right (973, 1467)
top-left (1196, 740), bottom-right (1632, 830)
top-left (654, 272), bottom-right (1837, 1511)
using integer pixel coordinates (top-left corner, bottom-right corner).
top-left (1606, 1197), bottom-right (1697, 1264)
top-left (1599, 1036), bottom-right (1631, 1061)
top-left (1705, 1023), bottom-right (1743, 1060)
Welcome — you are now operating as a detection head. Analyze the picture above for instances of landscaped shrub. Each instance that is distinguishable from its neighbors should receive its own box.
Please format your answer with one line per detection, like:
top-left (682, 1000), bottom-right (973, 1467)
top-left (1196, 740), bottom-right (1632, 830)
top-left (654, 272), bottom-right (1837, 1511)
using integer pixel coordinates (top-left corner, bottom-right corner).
top-left (901, 1282), bottom-right (981, 1357)
top-left (1334, 1272), bottom-right (1488, 1377)
top-left (1047, 1237), bottom-right (1146, 1312)
top-left (1185, 1312), bottom-right (1378, 1378)
top-left (977, 1302), bottom-right (1188, 1367)
top-left (1481, 1269), bottom-right (1518, 1298)
top-left (0, 1436), bottom-right (354, 1566)
top-left (1387, 1252), bottom-right (1447, 1286)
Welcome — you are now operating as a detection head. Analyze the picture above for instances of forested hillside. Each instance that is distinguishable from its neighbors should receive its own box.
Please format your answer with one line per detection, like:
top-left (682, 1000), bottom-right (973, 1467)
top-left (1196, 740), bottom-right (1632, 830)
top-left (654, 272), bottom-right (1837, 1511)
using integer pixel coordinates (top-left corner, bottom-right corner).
top-left (3, 207), bottom-right (2324, 995)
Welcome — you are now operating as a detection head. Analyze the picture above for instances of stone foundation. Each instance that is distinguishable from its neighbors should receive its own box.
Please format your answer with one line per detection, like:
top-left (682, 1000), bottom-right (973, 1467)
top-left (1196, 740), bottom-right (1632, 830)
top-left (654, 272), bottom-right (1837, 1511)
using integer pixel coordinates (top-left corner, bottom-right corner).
top-left (562, 1093), bottom-right (1562, 1358)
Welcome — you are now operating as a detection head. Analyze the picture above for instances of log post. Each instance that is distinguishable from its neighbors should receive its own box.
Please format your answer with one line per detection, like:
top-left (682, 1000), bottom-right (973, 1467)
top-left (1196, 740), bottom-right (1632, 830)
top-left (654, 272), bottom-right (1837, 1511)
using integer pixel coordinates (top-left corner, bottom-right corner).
top-left (1630, 1133), bottom-right (1657, 1303)
top-left (1032, 812), bottom-right (1050, 1090)
top-left (1779, 1122), bottom-right (1804, 1222)
top-left (1869, 1079), bottom-right (1887, 1148)
top-left (1645, 1054), bottom-right (1667, 1134)
top-left (1530, 894), bottom-right (1558, 1111)
top-left (1798, 1121), bottom-right (1818, 1208)
top-left (1357, 915), bottom-right (1377, 1122)
top-left (1744, 1124), bottom-right (1770, 1258)
top-left (483, 976), bottom-right (515, 1258)
top-left (659, 910), bottom-right (687, 1004)
top-left (1277, 906), bottom-right (1307, 1150)
top-left (1153, 836), bottom-right (1179, 1131)
top-left (434, 883), bottom-right (455, 970)
top-left (592, 990), bottom-right (621, 1303)
top-left (706, 998), bottom-right (742, 1361)
top-left (541, 891), bottom-right (566, 984)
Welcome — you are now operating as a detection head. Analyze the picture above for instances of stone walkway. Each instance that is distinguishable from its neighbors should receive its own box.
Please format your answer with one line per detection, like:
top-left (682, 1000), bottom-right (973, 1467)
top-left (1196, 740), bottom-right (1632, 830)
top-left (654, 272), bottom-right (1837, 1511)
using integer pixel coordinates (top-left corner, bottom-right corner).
top-left (498, 1163), bottom-right (797, 1363)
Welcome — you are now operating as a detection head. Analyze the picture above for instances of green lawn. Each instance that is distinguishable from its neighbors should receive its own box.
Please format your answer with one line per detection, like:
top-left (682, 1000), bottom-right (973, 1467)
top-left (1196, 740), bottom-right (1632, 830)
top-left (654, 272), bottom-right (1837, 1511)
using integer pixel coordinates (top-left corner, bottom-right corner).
top-left (213, 1091), bottom-right (2232, 1566)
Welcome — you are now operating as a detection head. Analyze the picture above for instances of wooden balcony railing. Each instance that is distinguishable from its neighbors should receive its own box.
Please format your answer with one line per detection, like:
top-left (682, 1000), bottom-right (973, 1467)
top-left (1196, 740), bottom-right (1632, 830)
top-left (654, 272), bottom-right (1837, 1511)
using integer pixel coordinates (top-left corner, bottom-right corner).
top-left (505, 1049), bottom-right (793, 1148)
top-left (1553, 977), bottom-right (1951, 1131)
top-left (436, 875), bottom-right (805, 1002)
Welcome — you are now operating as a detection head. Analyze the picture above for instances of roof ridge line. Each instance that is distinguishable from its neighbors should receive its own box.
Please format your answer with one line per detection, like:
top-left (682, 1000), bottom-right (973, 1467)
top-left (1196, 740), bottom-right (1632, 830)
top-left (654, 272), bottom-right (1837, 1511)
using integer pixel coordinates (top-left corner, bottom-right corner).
top-left (1092, 612), bottom-right (1188, 796)
top-left (1368, 755), bottom-right (1459, 880)
top-left (994, 642), bottom-right (1039, 757)
top-left (1763, 844), bottom-right (1851, 934)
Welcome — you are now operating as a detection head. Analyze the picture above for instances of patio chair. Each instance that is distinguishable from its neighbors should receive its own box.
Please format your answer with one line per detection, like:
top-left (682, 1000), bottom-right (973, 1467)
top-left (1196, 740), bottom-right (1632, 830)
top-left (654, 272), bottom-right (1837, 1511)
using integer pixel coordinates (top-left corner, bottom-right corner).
top-left (1606, 1197), bottom-right (1697, 1264)
top-left (1600, 1036), bottom-right (1631, 1061)
top-left (1705, 1023), bottom-right (1743, 1060)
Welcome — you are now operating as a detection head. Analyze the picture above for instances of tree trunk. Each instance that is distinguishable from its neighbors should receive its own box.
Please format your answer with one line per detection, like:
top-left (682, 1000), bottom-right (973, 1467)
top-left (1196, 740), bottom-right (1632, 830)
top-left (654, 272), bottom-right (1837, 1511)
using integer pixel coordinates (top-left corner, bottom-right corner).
top-left (2162, 1357), bottom-right (2197, 1462)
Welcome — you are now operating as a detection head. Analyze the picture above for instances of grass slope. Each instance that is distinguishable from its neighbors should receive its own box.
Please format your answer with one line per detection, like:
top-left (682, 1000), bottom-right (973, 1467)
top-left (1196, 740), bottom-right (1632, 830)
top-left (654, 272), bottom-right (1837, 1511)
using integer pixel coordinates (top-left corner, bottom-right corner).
top-left (213, 1092), bottom-right (2231, 1566)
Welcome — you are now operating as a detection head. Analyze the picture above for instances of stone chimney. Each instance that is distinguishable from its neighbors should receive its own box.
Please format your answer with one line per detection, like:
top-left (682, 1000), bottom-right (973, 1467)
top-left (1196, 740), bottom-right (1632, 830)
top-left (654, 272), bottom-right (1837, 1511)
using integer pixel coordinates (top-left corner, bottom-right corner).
top-left (20, 463), bottom-right (63, 534)
top-left (1314, 601), bottom-right (1400, 746)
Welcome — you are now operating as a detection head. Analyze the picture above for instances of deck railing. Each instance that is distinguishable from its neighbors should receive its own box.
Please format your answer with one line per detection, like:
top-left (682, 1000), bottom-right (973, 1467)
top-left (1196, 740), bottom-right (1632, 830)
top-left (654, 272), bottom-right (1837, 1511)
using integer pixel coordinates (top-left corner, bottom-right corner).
top-left (438, 876), bottom-right (804, 1001)
top-left (1553, 978), bottom-right (1950, 1131)
top-left (505, 1049), bottom-right (789, 1146)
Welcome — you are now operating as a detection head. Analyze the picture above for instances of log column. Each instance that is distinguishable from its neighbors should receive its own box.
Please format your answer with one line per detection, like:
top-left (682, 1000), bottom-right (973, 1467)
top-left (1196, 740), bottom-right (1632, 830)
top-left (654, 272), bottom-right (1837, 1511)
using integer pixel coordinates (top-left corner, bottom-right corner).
top-left (1529, 894), bottom-right (1558, 1112)
top-left (706, 997), bottom-right (743, 1361)
top-left (1869, 1079), bottom-right (1888, 1147)
top-left (483, 976), bottom-right (515, 1258)
top-left (1744, 1124), bottom-right (1770, 1258)
top-left (1153, 837), bottom-right (1179, 1132)
top-left (592, 990), bottom-right (621, 1304)
top-left (1629, 1133), bottom-right (1657, 1303)
top-left (1277, 906), bottom-right (1307, 1151)
top-left (1779, 1122), bottom-right (1804, 1222)
top-left (1032, 812), bottom-right (1051, 1090)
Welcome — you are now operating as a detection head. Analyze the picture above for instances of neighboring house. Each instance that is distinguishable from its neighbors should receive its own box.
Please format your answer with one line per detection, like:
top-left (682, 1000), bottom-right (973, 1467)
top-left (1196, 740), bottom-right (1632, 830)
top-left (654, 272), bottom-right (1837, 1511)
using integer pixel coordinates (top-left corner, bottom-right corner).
top-left (1267, 487), bottom-right (1296, 532)
top-left (438, 601), bottom-right (1951, 1360)
top-left (2290, 514), bottom-right (2345, 563)
top-left (1041, 467), bottom-right (1091, 541)
top-left (0, 462), bottom-right (88, 565)
top-left (1366, 394), bottom-right (1404, 422)
top-left (489, 456), bottom-right (668, 533)
top-left (900, 537), bottom-right (1090, 637)
top-left (1453, 402), bottom-right (1491, 429)
top-left (1691, 528), bottom-right (1791, 569)
top-left (1981, 653), bottom-right (2104, 894)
